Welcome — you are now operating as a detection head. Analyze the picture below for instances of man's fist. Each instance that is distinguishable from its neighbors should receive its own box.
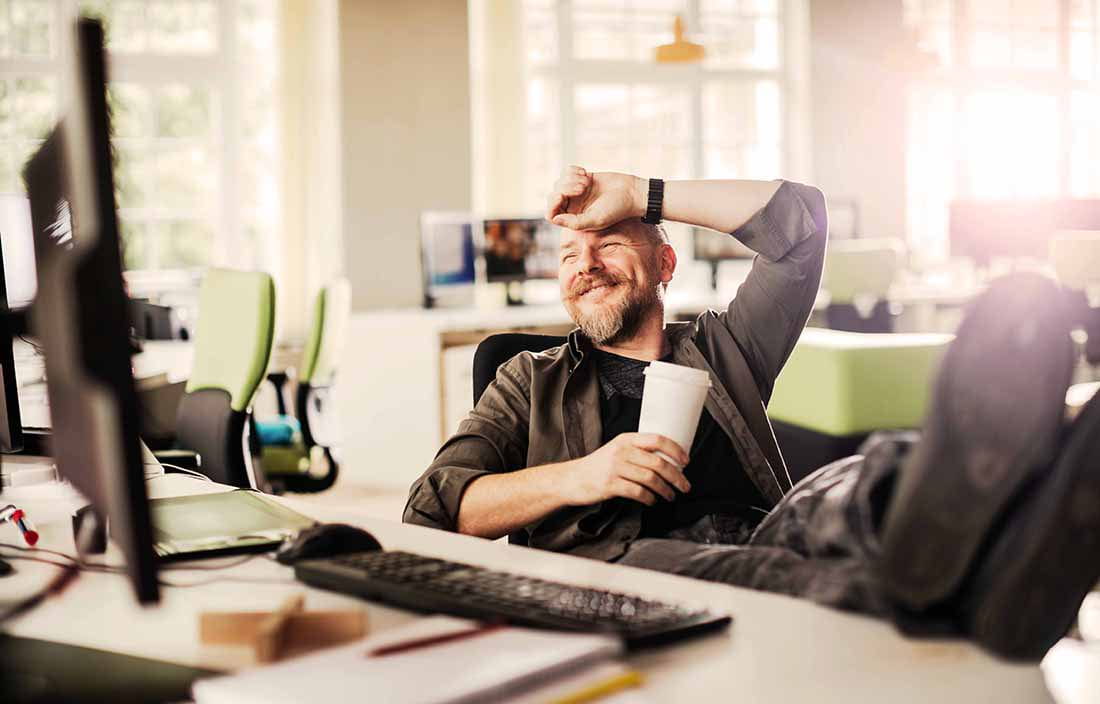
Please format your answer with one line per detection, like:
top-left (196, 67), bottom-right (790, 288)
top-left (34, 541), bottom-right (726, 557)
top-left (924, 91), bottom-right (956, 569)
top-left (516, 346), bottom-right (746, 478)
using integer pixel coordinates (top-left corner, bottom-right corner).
top-left (546, 166), bottom-right (646, 232)
top-left (561, 433), bottom-right (691, 507)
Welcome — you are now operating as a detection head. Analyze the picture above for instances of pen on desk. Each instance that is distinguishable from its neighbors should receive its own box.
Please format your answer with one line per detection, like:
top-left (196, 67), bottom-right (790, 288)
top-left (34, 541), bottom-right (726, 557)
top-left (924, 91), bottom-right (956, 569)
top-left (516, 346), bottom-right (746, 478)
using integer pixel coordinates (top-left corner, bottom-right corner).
top-left (367, 622), bottom-right (505, 657)
top-left (548, 669), bottom-right (645, 704)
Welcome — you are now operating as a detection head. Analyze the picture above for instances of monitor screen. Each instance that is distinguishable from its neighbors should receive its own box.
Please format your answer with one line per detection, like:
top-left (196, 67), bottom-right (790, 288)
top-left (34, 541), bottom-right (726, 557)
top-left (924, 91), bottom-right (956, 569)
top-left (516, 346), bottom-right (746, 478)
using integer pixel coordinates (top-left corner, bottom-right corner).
top-left (0, 195), bottom-right (41, 310)
top-left (482, 218), bottom-right (560, 282)
top-left (420, 211), bottom-right (476, 289)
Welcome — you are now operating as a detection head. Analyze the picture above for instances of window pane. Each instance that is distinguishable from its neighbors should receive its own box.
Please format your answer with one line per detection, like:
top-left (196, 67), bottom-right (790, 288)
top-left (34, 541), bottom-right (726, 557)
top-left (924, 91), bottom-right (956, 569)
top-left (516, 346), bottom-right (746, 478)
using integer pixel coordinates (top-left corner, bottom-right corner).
top-left (108, 82), bottom-right (152, 138)
top-left (0, 80), bottom-right (10, 139)
top-left (0, 0), bottom-right (11, 57)
top-left (1071, 91), bottom-right (1100, 197)
top-left (147, 0), bottom-right (216, 53)
top-left (10, 0), bottom-right (53, 58)
top-left (963, 91), bottom-right (1059, 198)
top-left (523, 0), bottom-right (558, 65)
top-left (575, 83), bottom-right (692, 177)
top-left (572, 0), bottom-right (681, 62)
top-left (1069, 29), bottom-right (1094, 81)
top-left (155, 84), bottom-right (211, 138)
top-left (700, 0), bottom-right (780, 69)
top-left (967, 0), bottom-right (1058, 70)
top-left (120, 220), bottom-right (148, 270)
top-left (703, 80), bottom-right (780, 178)
top-left (81, 0), bottom-right (148, 52)
top-left (114, 143), bottom-right (154, 208)
top-left (525, 76), bottom-right (561, 209)
top-left (13, 76), bottom-right (55, 140)
top-left (157, 220), bottom-right (212, 268)
top-left (154, 143), bottom-right (214, 211)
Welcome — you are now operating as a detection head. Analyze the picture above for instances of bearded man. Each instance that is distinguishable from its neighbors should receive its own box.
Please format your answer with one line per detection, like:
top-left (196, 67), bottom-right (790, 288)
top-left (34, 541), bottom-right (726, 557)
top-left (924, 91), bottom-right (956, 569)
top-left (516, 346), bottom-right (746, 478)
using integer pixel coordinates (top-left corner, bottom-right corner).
top-left (404, 167), bottom-right (1100, 661)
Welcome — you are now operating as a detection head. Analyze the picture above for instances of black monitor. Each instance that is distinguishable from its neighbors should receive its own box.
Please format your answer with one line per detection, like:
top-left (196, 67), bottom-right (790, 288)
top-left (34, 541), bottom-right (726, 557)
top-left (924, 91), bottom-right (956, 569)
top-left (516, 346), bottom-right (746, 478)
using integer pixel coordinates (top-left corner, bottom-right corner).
top-left (21, 18), bottom-right (158, 603)
top-left (482, 217), bottom-right (560, 283)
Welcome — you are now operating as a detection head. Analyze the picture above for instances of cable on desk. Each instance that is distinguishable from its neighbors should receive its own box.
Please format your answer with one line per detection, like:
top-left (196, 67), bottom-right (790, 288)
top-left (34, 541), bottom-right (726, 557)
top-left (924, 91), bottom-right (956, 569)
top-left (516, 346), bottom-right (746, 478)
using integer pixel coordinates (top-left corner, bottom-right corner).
top-left (0, 561), bottom-right (79, 626)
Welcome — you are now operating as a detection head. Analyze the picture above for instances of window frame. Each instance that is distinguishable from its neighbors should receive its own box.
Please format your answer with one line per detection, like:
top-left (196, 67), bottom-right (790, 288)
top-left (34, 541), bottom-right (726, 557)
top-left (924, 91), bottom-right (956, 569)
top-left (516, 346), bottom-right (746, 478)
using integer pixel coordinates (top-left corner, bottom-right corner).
top-left (0, 0), bottom-right (265, 289)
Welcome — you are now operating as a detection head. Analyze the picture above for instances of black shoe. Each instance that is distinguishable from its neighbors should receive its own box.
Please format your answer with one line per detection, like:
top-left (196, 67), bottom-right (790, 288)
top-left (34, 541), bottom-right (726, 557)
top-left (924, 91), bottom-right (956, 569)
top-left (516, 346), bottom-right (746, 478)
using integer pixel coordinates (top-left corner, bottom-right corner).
top-left (878, 273), bottom-right (1074, 610)
top-left (957, 390), bottom-right (1100, 661)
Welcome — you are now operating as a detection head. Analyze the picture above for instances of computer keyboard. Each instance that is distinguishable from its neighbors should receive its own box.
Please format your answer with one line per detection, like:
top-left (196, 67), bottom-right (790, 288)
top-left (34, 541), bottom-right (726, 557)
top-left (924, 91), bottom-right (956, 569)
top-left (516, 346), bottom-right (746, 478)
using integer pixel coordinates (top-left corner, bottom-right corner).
top-left (293, 550), bottom-right (732, 649)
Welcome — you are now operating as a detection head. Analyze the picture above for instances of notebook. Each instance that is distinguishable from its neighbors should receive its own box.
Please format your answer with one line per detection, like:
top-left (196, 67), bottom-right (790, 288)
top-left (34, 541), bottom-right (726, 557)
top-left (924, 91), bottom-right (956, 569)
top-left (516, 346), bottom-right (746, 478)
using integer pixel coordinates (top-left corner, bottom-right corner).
top-left (191, 616), bottom-right (624, 704)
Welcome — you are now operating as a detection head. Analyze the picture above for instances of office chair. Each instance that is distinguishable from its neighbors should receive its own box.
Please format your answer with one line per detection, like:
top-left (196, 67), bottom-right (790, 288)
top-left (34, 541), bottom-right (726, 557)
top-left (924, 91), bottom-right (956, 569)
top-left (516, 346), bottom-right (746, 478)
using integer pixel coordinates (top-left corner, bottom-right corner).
top-left (259, 279), bottom-right (352, 493)
top-left (822, 238), bottom-right (903, 333)
top-left (156, 268), bottom-right (275, 489)
top-left (472, 332), bottom-right (567, 545)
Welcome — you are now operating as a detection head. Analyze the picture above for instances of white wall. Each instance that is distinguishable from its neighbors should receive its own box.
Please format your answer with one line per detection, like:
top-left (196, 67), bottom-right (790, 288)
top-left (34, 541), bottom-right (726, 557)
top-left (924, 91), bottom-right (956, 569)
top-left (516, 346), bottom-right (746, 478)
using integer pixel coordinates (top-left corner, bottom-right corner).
top-left (339, 0), bottom-right (472, 311)
top-left (809, 0), bottom-right (909, 240)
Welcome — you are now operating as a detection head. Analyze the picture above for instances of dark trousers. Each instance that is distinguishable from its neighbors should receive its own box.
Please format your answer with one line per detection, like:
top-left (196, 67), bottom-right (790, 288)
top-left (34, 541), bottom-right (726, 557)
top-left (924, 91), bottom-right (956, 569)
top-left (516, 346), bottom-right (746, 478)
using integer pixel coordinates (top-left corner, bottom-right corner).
top-left (616, 433), bottom-right (918, 621)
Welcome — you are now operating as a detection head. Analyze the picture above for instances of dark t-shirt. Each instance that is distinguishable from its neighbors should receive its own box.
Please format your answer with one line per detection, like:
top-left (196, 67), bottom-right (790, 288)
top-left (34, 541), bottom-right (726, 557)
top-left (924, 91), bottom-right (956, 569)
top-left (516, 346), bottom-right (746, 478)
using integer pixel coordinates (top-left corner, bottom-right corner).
top-left (592, 349), bottom-right (768, 537)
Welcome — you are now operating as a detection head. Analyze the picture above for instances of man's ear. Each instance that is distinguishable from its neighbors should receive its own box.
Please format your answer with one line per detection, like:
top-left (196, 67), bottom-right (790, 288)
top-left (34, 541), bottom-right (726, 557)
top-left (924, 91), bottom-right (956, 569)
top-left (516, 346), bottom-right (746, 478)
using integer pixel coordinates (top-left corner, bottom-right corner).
top-left (659, 243), bottom-right (677, 284)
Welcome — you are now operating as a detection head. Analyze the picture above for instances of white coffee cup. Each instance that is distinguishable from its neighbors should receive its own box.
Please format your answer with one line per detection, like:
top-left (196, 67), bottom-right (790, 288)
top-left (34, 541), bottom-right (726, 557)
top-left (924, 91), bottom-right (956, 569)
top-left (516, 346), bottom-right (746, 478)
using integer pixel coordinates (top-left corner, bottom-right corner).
top-left (638, 361), bottom-right (712, 465)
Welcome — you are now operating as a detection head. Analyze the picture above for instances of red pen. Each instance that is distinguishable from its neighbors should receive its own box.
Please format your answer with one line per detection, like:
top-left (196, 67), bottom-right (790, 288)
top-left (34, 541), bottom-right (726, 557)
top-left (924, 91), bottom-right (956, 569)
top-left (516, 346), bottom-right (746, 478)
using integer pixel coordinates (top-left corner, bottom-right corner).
top-left (367, 622), bottom-right (505, 658)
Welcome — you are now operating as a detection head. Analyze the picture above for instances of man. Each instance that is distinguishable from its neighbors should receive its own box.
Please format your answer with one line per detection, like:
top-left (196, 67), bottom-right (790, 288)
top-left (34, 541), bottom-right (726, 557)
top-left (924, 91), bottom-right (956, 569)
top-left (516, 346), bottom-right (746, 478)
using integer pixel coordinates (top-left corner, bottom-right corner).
top-left (406, 167), bottom-right (1100, 661)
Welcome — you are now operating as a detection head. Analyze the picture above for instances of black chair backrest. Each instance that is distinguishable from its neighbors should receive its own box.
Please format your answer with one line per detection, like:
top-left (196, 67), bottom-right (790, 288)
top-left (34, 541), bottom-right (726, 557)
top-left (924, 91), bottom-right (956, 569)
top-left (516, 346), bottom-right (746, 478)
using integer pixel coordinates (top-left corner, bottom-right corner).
top-left (471, 333), bottom-right (567, 547)
top-left (472, 333), bottom-right (568, 406)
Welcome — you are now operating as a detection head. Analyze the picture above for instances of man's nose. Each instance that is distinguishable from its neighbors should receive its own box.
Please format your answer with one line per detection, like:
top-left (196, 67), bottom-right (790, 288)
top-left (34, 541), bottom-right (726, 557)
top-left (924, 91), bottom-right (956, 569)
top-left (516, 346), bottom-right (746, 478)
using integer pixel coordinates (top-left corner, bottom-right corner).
top-left (577, 246), bottom-right (602, 273)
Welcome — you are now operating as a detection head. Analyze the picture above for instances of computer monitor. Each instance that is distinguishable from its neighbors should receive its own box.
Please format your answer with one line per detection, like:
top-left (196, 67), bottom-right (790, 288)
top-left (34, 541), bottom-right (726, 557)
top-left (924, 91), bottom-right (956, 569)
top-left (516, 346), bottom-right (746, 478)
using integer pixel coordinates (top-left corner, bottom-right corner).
top-left (481, 217), bottom-right (560, 283)
top-left (21, 17), bottom-right (158, 604)
top-left (950, 199), bottom-right (1100, 267)
top-left (419, 211), bottom-right (477, 308)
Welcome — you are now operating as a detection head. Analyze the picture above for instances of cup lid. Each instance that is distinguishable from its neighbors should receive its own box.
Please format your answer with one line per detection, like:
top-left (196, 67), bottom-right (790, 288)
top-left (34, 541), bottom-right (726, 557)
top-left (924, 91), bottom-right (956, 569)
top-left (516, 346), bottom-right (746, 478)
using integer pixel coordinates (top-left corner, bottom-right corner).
top-left (643, 360), bottom-right (712, 387)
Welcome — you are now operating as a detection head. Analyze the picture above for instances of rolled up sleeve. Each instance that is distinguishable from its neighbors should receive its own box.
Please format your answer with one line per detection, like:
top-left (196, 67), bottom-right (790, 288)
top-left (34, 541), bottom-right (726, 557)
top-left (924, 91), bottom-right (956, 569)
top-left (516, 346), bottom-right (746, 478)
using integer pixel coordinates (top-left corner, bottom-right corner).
top-left (722, 180), bottom-right (828, 401)
top-left (403, 358), bottom-right (532, 531)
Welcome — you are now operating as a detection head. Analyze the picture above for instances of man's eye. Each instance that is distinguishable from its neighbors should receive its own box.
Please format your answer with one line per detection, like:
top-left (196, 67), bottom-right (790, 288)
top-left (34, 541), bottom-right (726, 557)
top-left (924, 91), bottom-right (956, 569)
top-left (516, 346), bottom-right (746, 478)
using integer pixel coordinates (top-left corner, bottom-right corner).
top-left (601, 242), bottom-right (621, 250)
top-left (561, 253), bottom-right (577, 263)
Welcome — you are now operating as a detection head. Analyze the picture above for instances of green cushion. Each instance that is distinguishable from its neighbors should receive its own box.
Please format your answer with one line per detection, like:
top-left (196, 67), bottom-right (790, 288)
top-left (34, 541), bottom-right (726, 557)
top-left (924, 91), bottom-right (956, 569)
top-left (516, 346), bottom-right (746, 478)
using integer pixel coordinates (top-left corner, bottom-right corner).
top-left (823, 238), bottom-right (903, 305)
top-left (300, 278), bottom-right (351, 384)
top-left (186, 268), bottom-right (276, 412)
top-left (261, 444), bottom-right (309, 476)
top-left (769, 327), bottom-right (952, 436)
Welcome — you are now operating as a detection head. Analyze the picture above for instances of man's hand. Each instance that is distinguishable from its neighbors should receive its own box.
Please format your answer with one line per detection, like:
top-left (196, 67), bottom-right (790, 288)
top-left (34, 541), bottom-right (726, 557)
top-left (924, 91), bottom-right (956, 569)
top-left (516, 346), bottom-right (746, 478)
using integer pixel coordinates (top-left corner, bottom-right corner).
top-left (546, 166), bottom-right (646, 231)
top-left (562, 433), bottom-right (691, 507)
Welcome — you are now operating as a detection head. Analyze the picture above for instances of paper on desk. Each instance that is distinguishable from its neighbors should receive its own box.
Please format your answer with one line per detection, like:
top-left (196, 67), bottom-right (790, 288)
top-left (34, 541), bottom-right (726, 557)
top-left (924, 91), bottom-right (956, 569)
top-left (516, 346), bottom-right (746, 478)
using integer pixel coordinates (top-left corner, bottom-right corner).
top-left (191, 616), bottom-right (624, 704)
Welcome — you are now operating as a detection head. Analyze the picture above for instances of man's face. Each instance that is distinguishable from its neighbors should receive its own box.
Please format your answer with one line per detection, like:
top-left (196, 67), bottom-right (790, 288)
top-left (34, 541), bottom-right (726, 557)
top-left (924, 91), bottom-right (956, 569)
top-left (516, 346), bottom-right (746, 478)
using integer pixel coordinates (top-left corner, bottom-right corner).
top-left (558, 220), bottom-right (673, 345)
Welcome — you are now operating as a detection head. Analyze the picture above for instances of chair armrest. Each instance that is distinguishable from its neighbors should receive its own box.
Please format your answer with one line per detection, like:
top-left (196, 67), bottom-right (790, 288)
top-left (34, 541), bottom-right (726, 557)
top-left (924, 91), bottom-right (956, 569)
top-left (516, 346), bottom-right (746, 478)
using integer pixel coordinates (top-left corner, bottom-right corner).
top-left (152, 449), bottom-right (202, 473)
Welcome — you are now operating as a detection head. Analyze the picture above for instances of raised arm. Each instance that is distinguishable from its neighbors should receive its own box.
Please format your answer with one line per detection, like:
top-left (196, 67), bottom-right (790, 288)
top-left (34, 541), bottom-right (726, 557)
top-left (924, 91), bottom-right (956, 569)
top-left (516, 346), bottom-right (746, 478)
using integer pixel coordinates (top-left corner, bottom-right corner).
top-left (549, 167), bottom-right (827, 400)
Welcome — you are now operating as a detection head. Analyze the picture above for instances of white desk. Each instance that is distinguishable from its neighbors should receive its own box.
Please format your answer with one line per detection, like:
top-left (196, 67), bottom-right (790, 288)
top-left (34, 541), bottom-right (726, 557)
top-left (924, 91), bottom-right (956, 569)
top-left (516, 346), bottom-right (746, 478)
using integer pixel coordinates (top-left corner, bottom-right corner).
top-left (0, 464), bottom-right (1082, 703)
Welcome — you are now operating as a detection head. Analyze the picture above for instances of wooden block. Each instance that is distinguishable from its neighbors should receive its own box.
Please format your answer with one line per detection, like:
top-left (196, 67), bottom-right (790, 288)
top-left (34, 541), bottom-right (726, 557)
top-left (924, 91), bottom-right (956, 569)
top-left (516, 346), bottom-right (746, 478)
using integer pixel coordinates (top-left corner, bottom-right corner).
top-left (200, 595), bottom-right (368, 664)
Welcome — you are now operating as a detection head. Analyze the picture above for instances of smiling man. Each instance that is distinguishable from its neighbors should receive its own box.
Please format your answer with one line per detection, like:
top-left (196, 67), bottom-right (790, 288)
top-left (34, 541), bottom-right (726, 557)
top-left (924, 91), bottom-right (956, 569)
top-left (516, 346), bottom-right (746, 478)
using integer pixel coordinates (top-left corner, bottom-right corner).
top-left (403, 167), bottom-right (1100, 661)
top-left (406, 167), bottom-right (823, 559)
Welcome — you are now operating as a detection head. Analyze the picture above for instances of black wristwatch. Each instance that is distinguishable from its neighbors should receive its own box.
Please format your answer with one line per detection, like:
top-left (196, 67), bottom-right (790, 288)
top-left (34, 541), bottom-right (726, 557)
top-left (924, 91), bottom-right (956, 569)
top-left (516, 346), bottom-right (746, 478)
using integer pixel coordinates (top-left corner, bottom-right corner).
top-left (641, 178), bottom-right (664, 225)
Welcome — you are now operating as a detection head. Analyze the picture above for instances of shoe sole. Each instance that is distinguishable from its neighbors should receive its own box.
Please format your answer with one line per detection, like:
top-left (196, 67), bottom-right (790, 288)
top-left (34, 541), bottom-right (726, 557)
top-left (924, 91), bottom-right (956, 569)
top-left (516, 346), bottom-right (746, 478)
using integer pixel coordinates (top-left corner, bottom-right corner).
top-left (967, 391), bottom-right (1100, 661)
top-left (879, 273), bottom-right (1074, 610)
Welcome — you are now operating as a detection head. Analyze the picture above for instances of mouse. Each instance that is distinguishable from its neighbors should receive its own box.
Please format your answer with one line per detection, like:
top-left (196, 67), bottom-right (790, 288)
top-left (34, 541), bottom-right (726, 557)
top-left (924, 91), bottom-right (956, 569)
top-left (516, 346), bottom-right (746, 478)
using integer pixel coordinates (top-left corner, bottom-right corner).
top-left (275, 523), bottom-right (383, 565)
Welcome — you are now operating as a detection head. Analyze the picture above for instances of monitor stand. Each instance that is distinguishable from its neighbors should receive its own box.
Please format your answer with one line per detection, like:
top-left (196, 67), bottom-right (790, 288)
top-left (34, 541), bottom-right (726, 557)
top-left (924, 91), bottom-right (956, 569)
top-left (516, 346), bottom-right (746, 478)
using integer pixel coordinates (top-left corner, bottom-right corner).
top-left (505, 281), bottom-right (526, 306)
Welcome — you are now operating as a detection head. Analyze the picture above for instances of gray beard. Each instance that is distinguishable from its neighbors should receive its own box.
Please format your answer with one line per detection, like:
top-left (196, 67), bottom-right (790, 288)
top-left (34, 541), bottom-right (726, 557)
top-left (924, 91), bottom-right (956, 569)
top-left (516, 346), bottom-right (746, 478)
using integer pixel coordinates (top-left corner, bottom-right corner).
top-left (566, 281), bottom-right (662, 345)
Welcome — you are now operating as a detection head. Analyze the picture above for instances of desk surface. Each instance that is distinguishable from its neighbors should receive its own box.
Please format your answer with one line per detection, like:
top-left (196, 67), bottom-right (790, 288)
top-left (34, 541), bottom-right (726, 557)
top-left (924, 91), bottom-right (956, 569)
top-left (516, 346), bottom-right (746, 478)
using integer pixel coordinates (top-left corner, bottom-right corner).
top-left (0, 469), bottom-right (1083, 703)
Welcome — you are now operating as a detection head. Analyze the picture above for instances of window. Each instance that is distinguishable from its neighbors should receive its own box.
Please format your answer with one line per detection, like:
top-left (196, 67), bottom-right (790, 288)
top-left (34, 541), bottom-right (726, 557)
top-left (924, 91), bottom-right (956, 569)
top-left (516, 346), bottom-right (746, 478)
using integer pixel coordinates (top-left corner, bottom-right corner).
top-left (0, 0), bottom-right (278, 277)
top-left (905, 0), bottom-right (1100, 259)
top-left (520, 0), bottom-right (792, 244)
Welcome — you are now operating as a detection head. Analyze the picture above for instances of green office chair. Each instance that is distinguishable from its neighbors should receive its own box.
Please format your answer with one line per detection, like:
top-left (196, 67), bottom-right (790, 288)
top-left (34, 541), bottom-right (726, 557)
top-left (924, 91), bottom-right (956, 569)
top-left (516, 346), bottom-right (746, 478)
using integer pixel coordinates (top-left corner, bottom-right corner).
top-left (157, 268), bottom-right (276, 489)
top-left (259, 279), bottom-right (351, 493)
top-left (822, 238), bottom-right (903, 333)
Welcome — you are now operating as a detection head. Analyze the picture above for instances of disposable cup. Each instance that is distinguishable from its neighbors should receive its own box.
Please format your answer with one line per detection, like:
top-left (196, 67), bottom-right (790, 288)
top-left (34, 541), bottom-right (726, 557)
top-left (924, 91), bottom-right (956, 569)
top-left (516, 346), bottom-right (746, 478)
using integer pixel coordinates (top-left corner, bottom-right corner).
top-left (638, 361), bottom-right (711, 465)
